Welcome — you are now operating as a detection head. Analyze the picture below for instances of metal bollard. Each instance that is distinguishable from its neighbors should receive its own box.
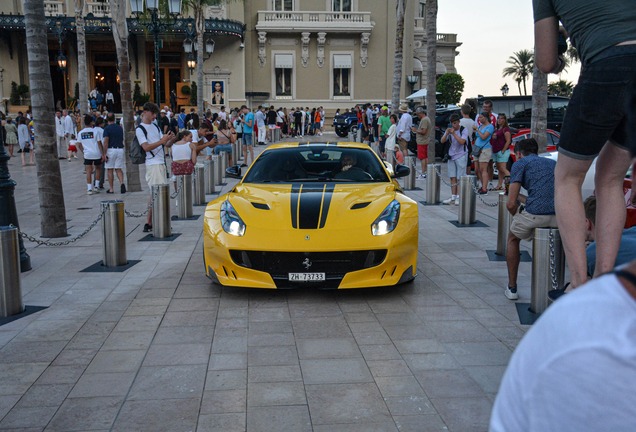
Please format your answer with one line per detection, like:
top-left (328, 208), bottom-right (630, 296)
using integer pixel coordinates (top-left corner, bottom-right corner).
top-left (458, 175), bottom-right (477, 224)
top-left (101, 201), bottom-right (127, 268)
top-left (232, 143), bottom-right (238, 165)
top-left (238, 138), bottom-right (243, 160)
top-left (193, 165), bottom-right (206, 205)
top-left (204, 160), bottom-right (215, 194)
top-left (531, 228), bottom-right (565, 315)
top-left (403, 156), bottom-right (417, 190)
top-left (152, 184), bottom-right (171, 239)
top-left (177, 174), bottom-right (194, 219)
top-left (213, 155), bottom-right (223, 186)
top-left (356, 127), bottom-right (362, 143)
top-left (348, 131), bottom-right (356, 142)
top-left (0, 226), bottom-right (24, 318)
top-left (221, 152), bottom-right (229, 177)
top-left (426, 164), bottom-right (441, 204)
top-left (386, 149), bottom-right (395, 166)
top-left (371, 141), bottom-right (379, 155)
top-left (496, 192), bottom-right (512, 255)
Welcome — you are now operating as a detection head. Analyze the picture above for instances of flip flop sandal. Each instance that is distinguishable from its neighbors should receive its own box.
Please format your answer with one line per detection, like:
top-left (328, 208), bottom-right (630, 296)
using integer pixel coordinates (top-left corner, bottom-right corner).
top-left (548, 282), bottom-right (570, 302)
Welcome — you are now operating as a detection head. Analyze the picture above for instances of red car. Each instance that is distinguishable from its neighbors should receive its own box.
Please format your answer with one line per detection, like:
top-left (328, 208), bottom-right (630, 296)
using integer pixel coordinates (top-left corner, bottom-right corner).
top-left (508, 128), bottom-right (560, 163)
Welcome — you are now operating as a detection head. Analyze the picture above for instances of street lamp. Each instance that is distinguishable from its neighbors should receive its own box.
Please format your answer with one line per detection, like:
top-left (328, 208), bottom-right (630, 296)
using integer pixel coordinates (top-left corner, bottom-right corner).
top-left (129, 0), bottom-right (182, 106)
top-left (501, 83), bottom-right (509, 96)
top-left (187, 54), bottom-right (196, 75)
top-left (406, 75), bottom-right (419, 109)
top-left (57, 53), bottom-right (67, 71)
top-left (53, 21), bottom-right (68, 109)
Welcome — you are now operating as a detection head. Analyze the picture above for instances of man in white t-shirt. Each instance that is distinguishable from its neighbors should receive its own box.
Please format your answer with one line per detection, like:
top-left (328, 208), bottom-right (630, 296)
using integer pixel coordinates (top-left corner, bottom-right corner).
top-left (136, 102), bottom-right (175, 232)
top-left (490, 259), bottom-right (636, 432)
top-left (76, 115), bottom-right (105, 195)
top-left (93, 117), bottom-right (106, 189)
top-left (63, 109), bottom-right (74, 159)
top-left (459, 104), bottom-right (476, 176)
top-left (217, 106), bottom-right (227, 122)
top-left (55, 111), bottom-right (65, 159)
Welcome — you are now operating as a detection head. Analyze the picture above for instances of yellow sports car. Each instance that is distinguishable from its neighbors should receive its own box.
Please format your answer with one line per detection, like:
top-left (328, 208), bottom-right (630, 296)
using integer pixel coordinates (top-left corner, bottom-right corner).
top-left (203, 142), bottom-right (418, 289)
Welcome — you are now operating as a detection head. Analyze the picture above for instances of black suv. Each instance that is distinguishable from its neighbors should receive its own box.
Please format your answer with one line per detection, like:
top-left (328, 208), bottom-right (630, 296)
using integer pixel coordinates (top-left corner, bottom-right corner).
top-left (333, 111), bottom-right (359, 137)
top-left (410, 106), bottom-right (462, 158)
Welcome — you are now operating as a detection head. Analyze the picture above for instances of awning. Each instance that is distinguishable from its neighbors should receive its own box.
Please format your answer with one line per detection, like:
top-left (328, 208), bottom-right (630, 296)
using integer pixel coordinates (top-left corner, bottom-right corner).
top-left (333, 54), bottom-right (352, 69)
top-left (275, 54), bottom-right (294, 68)
top-left (413, 57), bottom-right (423, 72)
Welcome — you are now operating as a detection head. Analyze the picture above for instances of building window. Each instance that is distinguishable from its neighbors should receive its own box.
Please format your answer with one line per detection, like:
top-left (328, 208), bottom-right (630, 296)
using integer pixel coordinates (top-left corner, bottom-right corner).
top-left (333, 69), bottom-right (350, 96)
top-left (274, 0), bottom-right (293, 11)
top-left (274, 54), bottom-right (294, 98)
top-left (419, 1), bottom-right (425, 17)
top-left (332, 0), bottom-right (352, 12)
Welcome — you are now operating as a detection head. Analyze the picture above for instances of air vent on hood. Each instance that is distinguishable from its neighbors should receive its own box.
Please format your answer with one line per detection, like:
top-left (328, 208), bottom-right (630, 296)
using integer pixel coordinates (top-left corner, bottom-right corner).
top-left (350, 202), bottom-right (371, 210)
top-left (251, 202), bottom-right (270, 210)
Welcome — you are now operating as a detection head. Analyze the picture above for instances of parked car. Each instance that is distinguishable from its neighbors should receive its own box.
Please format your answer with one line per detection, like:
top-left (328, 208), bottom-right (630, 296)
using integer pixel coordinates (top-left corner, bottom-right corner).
top-left (333, 111), bottom-right (359, 137)
top-left (507, 129), bottom-right (560, 171)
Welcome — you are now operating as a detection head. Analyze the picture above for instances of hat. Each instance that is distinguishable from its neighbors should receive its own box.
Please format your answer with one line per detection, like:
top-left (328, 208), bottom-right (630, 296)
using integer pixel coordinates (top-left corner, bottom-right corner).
top-left (381, 106), bottom-right (389, 111)
top-left (399, 104), bottom-right (409, 112)
top-left (160, 109), bottom-right (166, 113)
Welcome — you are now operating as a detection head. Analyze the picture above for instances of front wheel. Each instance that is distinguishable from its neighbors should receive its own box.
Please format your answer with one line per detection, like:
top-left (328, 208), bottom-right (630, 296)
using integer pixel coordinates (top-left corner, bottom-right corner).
top-left (335, 127), bottom-right (349, 138)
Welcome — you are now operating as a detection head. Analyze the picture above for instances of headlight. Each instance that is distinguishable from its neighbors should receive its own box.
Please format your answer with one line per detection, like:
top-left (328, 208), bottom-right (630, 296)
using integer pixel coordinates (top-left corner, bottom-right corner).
top-left (220, 200), bottom-right (246, 237)
top-left (371, 200), bottom-right (400, 236)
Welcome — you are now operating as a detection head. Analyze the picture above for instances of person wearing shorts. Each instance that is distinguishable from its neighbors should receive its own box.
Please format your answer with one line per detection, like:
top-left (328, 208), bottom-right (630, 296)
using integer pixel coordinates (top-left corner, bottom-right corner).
top-left (240, 105), bottom-right (255, 167)
top-left (76, 115), bottom-right (104, 194)
top-left (534, 0), bottom-right (636, 295)
top-left (410, 107), bottom-right (432, 180)
top-left (103, 114), bottom-right (126, 194)
top-left (136, 102), bottom-right (175, 232)
top-left (472, 113), bottom-right (494, 194)
top-left (440, 114), bottom-right (469, 205)
top-left (504, 138), bottom-right (558, 300)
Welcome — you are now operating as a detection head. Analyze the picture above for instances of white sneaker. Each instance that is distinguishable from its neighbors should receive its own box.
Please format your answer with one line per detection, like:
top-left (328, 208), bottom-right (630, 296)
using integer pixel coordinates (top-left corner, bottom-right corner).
top-left (92, 188), bottom-right (100, 194)
top-left (442, 197), bottom-right (454, 205)
top-left (454, 197), bottom-right (460, 206)
top-left (505, 287), bottom-right (519, 300)
top-left (87, 189), bottom-right (93, 195)
top-left (417, 174), bottom-right (426, 180)
top-left (68, 158), bottom-right (72, 162)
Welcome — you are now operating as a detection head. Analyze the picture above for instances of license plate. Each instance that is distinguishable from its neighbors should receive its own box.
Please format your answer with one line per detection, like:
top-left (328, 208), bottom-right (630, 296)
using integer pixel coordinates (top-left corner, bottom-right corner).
top-left (288, 273), bottom-right (325, 282)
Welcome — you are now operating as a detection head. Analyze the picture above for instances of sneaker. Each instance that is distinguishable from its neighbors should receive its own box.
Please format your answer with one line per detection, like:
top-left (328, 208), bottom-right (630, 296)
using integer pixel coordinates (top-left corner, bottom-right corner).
top-left (479, 189), bottom-right (488, 195)
top-left (68, 158), bottom-right (72, 162)
top-left (417, 174), bottom-right (427, 180)
top-left (143, 223), bottom-right (152, 233)
top-left (87, 189), bottom-right (93, 195)
top-left (454, 197), bottom-right (460, 206)
top-left (442, 197), bottom-right (454, 205)
top-left (548, 282), bottom-right (571, 302)
top-left (93, 188), bottom-right (100, 194)
top-left (505, 286), bottom-right (519, 300)
top-left (73, 155), bottom-right (78, 159)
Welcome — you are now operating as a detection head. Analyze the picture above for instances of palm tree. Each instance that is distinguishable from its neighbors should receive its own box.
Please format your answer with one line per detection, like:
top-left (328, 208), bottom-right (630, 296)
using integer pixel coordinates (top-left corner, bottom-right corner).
top-left (110, 0), bottom-right (141, 192)
top-left (75, 0), bottom-right (89, 116)
top-left (24, 0), bottom-right (67, 237)
top-left (502, 49), bottom-right (534, 96)
top-left (547, 79), bottom-right (574, 97)
top-left (515, 77), bottom-right (522, 96)
top-left (425, 0), bottom-right (437, 147)
top-left (530, 43), bottom-right (548, 154)
top-left (390, 0), bottom-right (405, 116)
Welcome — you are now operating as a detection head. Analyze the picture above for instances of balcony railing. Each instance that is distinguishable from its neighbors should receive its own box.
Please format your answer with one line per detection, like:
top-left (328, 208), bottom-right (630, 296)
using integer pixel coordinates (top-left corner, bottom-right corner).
top-left (87, 2), bottom-right (110, 17)
top-left (44, 1), bottom-right (65, 16)
top-left (256, 11), bottom-right (374, 32)
top-left (414, 17), bottom-right (424, 30)
top-left (437, 33), bottom-right (457, 43)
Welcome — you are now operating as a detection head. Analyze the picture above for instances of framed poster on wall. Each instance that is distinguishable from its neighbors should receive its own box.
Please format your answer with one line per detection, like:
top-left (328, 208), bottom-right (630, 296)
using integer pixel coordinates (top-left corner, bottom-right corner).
top-left (211, 80), bottom-right (226, 106)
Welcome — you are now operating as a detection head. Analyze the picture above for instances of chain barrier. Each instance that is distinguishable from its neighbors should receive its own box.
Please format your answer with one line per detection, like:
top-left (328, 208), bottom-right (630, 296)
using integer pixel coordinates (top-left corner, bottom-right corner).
top-left (469, 179), bottom-right (499, 207)
top-left (124, 187), bottom-right (159, 218)
top-left (548, 229), bottom-right (559, 291)
top-left (433, 165), bottom-right (459, 188)
top-left (170, 179), bottom-right (183, 199)
top-left (12, 205), bottom-right (108, 247)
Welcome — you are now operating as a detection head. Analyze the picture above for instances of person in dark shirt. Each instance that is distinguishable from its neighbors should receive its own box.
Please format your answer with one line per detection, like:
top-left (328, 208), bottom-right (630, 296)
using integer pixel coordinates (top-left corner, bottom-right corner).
top-left (293, 109), bottom-right (303, 138)
top-left (169, 115), bottom-right (179, 135)
top-left (505, 138), bottom-right (558, 300)
top-left (103, 114), bottom-right (126, 194)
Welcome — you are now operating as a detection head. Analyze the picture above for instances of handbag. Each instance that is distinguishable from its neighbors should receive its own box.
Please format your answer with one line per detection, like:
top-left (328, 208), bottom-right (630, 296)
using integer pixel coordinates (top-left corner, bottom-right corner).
top-left (472, 145), bottom-right (482, 157)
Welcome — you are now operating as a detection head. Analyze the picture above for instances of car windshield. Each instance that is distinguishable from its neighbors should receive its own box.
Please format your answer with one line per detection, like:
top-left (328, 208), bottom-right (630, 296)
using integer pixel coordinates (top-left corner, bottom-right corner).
top-left (243, 145), bottom-right (390, 184)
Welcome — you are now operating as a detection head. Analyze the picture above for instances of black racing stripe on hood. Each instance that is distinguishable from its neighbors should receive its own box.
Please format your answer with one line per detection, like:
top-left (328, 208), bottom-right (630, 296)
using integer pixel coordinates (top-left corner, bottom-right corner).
top-left (319, 184), bottom-right (335, 228)
top-left (290, 184), bottom-right (302, 229)
top-left (298, 189), bottom-right (324, 229)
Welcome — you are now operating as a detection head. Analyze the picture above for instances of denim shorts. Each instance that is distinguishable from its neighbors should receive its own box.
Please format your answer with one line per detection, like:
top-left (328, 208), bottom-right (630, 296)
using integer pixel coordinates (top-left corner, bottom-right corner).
top-left (214, 144), bottom-right (232, 154)
top-left (492, 149), bottom-right (510, 163)
top-left (243, 133), bottom-right (254, 147)
top-left (559, 44), bottom-right (636, 160)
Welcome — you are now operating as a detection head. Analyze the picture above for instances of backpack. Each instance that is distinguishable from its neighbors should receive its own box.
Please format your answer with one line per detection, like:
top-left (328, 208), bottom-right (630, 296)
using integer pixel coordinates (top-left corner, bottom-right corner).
top-left (129, 123), bottom-right (161, 165)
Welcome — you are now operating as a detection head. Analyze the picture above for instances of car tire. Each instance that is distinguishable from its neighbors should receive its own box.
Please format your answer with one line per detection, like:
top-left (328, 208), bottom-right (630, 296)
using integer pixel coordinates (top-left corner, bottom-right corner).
top-left (335, 127), bottom-right (349, 138)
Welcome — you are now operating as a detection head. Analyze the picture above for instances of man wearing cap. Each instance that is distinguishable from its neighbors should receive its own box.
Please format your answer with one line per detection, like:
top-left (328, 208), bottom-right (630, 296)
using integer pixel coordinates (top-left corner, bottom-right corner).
top-left (396, 104), bottom-right (413, 155)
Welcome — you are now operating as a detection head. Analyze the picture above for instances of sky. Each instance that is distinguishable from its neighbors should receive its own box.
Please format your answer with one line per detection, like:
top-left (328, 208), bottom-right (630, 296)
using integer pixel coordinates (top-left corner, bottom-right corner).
top-left (436, 0), bottom-right (581, 100)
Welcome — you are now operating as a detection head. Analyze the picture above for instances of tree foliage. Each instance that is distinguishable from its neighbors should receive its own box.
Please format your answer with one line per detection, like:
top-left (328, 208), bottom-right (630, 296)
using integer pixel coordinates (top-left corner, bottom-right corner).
top-left (547, 79), bottom-right (574, 97)
top-left (502, 49), bottom-right (534, 95)
top-left (436, 73), bottom-right (464, 105)
top-left (9, 81), bottom-right (20, 105)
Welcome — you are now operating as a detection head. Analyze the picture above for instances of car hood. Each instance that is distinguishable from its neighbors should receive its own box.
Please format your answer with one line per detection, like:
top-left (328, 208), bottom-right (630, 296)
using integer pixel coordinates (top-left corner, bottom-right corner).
top-left (226, 182), bottom-right (398, 230)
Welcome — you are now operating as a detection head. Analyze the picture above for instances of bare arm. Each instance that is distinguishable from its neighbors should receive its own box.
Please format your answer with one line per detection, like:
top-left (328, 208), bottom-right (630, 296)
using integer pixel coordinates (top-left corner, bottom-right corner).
top-left (451, 130), bottom-right (466, 145)
top-left (534, 17), bottom-right (566, 74)
top-left (503, 131), bottom-right (511, 152)
top-left (507, 182), bottom-right (522, 215)
top-left (190, 143), bottom-right (197, 165)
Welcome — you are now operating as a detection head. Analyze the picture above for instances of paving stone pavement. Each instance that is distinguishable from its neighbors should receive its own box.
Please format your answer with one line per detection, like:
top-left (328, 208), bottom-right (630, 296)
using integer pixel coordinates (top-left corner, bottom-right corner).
top-left (0, 131), bottom-right (540, 431)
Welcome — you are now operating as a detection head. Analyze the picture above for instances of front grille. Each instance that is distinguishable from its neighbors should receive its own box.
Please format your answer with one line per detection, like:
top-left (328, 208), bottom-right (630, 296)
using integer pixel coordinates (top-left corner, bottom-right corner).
top-left (229, 250), bottom-right (387, 279)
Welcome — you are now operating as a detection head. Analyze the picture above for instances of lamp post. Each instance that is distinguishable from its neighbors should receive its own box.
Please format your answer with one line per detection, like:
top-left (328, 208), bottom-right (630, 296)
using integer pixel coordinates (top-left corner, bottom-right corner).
top-left (53, 21), bottom-right (68, 109)
top-left (183, 21), bottom-right (214, 76)
top-left (501, 83), bottom-right (509, 97)
top-left (406, 75), bottom-right (419, 110)
top-left (129, 0), bottom-right (182, 106)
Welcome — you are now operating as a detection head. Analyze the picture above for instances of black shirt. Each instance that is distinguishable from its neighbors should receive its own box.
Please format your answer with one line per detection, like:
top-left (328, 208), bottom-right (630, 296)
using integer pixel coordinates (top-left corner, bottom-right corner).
top-left (294, 111), bottom-right (302, 124)
top-left (266, 110), bottom-right (277, 125)
top-left (169, 118), bottom-right (179, 134)
top-left (160, 116), bottom-right (170, 133)
top-left (103, 123), bottom-right (124, 149)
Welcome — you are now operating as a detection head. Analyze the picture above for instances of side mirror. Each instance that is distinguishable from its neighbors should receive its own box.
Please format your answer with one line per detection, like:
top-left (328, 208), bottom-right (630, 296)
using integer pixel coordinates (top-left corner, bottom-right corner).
top-left (391, 164), bottom-right (410, 178)
top-left (226, 165), bottom-right (242, 179)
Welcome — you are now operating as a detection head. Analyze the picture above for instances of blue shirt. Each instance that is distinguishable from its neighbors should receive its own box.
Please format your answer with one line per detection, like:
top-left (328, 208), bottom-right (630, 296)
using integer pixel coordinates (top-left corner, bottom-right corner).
top-left (178, 113), bottom-right (186, 130)
top-left (475, 124), bottom-right (494, 149)
top-left (90, 99), bottom-right (98, 109)
top-left (586, 226), bottom-right (636, 277)
top-left (103, 123), bottom-right (124, 148)
top-left (510, 154), bottom-right (557, 215)
top-left (244, 112), bottom-right (255, 133)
